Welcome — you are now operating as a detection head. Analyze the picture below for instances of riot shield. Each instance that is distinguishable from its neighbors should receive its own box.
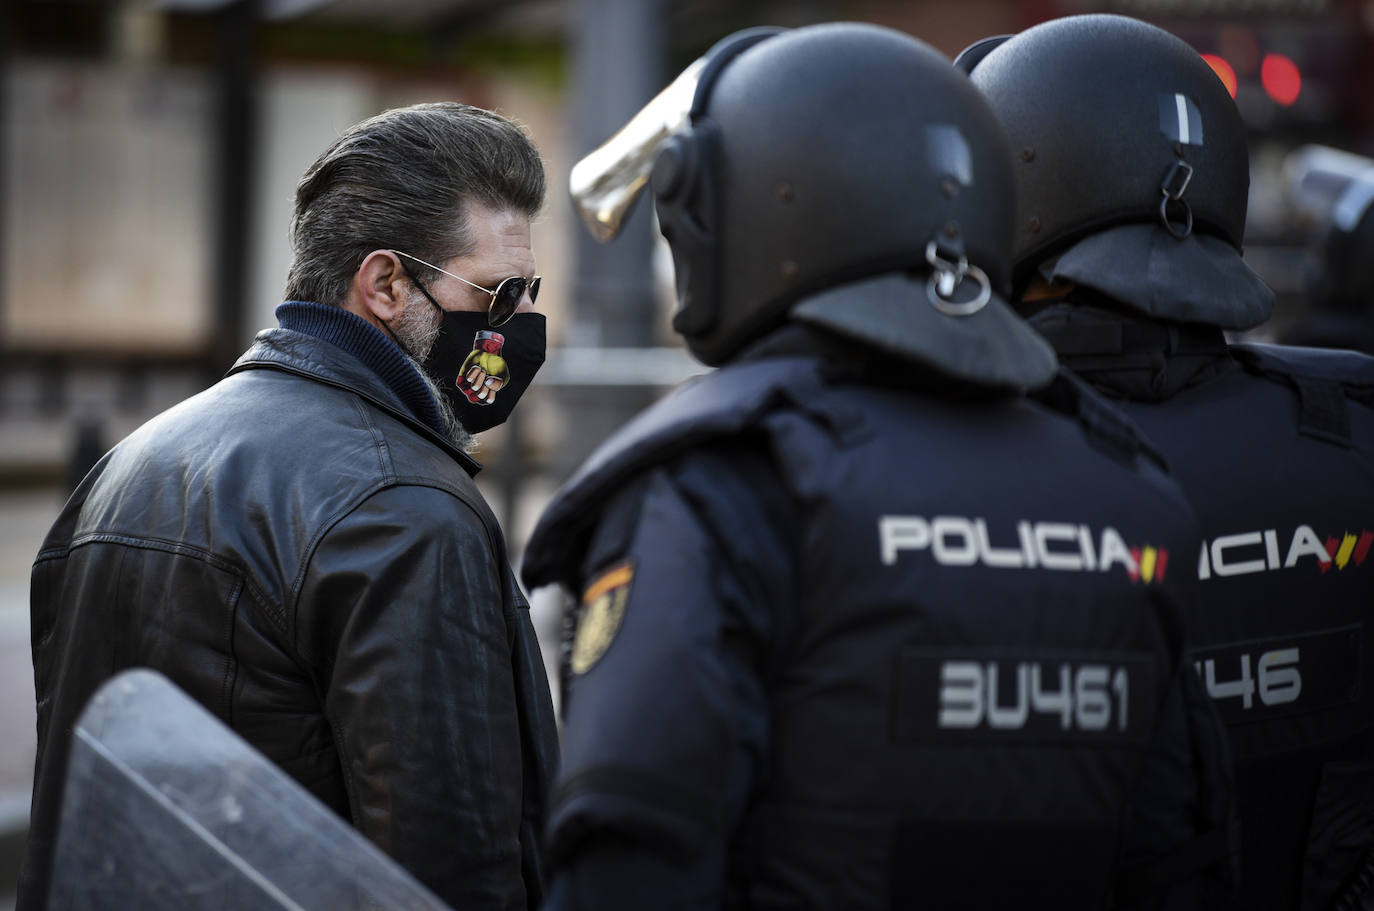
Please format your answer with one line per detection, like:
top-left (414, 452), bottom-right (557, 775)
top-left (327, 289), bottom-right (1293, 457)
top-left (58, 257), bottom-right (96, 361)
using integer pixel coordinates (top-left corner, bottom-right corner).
top-left (47, 668), bottom-right (452, 910)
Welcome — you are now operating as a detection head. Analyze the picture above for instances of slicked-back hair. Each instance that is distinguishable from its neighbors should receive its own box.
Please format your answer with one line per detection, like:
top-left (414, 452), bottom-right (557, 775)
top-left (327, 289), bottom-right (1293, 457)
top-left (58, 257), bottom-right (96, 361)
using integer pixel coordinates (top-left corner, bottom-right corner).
top-left (285, 102), bottom-right (545, 307)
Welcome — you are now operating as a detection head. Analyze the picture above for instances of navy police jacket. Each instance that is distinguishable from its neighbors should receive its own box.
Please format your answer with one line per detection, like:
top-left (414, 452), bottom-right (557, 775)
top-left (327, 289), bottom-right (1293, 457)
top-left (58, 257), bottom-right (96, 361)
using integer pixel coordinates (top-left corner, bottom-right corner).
top-left (523, 327), bottom-right (1234, 910)
top-left (1033, 301), bottom-right (1374, 911)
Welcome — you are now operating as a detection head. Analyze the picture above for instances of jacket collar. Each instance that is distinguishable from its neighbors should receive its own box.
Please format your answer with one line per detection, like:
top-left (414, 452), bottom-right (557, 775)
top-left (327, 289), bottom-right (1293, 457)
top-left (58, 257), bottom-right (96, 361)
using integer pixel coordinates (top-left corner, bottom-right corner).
top-left (274, 300), bottom-right (447, 435)
top-left (227, 328), bottom-right (482, 476)
top-left (1030, 301), bottom-right (1234, 403)
top-left (1035, 223), bottom-right (1274, 331)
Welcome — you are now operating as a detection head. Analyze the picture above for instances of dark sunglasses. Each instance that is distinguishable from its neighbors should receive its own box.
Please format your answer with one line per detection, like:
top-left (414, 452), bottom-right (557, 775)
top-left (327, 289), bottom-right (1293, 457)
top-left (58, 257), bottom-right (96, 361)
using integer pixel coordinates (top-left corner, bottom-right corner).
top-left (391, 250), bottom-right (540, 328)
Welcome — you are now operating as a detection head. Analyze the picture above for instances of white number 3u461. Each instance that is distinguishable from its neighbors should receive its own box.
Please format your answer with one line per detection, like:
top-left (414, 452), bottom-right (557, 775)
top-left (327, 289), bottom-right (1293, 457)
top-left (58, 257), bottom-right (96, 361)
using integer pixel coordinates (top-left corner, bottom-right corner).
top-left (938, 661), bottom-right (1130, 731)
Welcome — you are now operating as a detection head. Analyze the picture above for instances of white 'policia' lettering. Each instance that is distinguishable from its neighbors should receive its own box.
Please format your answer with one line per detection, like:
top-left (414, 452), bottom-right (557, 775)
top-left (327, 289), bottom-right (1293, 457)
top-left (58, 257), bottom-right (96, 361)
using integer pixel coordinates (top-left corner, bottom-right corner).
top-left (1196, 524), bottom-right (1331, 579)
top-left (879, 516), bottom-right (1138, 574)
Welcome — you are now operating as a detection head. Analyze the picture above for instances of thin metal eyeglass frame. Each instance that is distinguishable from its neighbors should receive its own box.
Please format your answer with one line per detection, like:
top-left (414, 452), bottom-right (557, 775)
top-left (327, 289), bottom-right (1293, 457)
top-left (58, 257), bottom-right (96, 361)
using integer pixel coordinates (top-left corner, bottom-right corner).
top-left (390, 249), bottom-right (540, 328)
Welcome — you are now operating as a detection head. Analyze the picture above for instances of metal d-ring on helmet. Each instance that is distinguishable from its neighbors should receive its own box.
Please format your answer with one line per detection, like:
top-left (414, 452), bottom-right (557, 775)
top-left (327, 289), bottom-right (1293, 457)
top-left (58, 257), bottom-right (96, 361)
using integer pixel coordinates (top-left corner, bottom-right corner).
top-left (925, 240), bottom-right (992, 316)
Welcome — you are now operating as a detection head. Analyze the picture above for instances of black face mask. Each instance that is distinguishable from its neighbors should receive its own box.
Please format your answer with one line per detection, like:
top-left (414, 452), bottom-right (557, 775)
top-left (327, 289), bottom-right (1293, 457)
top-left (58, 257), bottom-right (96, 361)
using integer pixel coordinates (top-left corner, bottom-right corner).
top-left (420, 310), bottom-right (546, 434)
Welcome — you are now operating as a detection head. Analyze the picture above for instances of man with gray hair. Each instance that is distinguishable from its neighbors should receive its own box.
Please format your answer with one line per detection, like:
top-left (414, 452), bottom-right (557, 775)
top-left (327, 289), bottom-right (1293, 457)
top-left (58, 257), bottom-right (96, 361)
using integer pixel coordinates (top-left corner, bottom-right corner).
top-left (22, 102), bottom-right (558, 910)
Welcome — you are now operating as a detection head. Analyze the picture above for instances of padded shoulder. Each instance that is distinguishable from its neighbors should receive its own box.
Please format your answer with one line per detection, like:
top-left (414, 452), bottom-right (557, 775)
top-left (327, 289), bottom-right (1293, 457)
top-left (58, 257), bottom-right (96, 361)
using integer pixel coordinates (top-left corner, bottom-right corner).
top-left (522, 358), bottom-right (829, 589)
top-left (1229, 342), bottom-right (1374, 446)
top-left (1229, 341), bottom-right (1374, 387)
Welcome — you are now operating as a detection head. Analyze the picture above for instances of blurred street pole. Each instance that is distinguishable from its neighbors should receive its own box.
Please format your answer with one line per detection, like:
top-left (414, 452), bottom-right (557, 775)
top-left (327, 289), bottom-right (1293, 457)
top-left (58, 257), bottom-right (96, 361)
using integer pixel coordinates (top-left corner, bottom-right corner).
top-left (0, 0), bottom-right (10, 366)
top-left (210, 0), bottom-right (261, 382)
top-left (555, 0), bottom-right (667, 478)
top-left (569, 0), bottom-right (664, 349)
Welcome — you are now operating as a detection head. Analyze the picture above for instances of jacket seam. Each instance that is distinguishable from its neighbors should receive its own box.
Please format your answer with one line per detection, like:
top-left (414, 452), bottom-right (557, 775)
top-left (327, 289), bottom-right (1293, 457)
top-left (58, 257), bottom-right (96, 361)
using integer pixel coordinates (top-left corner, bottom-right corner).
top-left (41, 533), bottom-right (287, 635)
top-left (393, 476), bottom-right (503, 555)
top-left (229, 355), bottom-right (481, 476)
top-left (221, 577), bottom-right (244, 726)
top-left (291, 478), bottom-right (507, 837)
top-left (286, 477), bottom-right (502, 655)
top-left (331, 714), bottom-right (362, 830)
top-left (351, 394), bottom-right (395, 482)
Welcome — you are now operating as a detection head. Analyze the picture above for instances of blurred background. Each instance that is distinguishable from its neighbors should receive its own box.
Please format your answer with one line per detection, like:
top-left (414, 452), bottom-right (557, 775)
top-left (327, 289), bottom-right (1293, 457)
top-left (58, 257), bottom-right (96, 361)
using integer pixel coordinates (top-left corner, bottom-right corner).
top-left (1, 0), bottom-right (1372, 903)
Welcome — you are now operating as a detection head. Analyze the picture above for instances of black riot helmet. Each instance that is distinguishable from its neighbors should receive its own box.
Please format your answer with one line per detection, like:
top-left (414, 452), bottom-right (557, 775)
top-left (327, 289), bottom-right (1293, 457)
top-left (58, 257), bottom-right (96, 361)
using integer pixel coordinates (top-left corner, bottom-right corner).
top-left (569, 22), bottom-right (1057, 386)
top-left (962, 15), bottom-right (1250, 291)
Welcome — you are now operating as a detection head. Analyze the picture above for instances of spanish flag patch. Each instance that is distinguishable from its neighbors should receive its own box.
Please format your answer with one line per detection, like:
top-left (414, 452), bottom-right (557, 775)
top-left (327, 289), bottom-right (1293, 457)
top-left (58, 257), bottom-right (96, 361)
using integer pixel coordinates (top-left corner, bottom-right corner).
top-left (571, 560), bottom-right (634, 675)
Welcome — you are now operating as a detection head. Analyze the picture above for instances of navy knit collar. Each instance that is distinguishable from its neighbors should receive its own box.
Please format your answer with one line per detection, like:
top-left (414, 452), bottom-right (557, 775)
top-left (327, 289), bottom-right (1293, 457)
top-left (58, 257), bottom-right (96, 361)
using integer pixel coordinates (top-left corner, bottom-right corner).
top-left (274, 301), bottom-right (446, 436)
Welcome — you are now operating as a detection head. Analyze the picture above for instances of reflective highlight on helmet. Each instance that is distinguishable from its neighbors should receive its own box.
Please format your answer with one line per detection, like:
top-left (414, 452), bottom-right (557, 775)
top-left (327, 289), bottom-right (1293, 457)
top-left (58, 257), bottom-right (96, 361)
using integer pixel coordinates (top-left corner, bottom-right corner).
top-left (569, 58), bottom-right (707, 243)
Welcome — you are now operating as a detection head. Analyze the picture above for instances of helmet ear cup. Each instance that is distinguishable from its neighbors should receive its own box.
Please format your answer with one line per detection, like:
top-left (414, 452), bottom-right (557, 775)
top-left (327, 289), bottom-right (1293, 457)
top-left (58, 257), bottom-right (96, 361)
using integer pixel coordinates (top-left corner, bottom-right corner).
top-left (650, 133), bottom-right (697, 203)
top-left (653, 129), bottom-right (722, 338)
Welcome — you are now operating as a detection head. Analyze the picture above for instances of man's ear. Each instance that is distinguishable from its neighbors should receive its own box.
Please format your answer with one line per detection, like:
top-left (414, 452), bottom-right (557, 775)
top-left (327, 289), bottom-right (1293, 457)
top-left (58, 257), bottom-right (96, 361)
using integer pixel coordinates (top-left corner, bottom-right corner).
top-left (346, 250), bottom-right (410, 325)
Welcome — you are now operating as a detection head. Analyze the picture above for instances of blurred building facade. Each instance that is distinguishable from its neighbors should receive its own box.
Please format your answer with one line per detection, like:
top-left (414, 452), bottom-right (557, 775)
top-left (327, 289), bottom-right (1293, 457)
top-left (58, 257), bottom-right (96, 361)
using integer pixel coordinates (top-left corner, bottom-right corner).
top-left (3, 0), bottom-right (1372, 505)
top-left (0, 0), bottom-right (1371, 903)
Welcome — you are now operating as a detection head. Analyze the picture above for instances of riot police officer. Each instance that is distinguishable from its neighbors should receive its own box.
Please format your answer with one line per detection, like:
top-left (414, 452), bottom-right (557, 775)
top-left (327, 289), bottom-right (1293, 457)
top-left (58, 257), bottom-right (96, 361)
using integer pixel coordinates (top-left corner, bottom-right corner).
top-left (1281, 145), bottom-right (1374, 354)
top-left (523, 22), bottom-right (1234, 909)
top-left (961, 15), bottom-right (1374, 910)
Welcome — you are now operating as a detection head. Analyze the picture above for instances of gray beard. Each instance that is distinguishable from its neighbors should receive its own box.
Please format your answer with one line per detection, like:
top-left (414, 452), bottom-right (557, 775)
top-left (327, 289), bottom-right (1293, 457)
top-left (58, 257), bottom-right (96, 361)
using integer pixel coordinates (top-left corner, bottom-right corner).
top-left (395, 293), bottom-right (478, 454)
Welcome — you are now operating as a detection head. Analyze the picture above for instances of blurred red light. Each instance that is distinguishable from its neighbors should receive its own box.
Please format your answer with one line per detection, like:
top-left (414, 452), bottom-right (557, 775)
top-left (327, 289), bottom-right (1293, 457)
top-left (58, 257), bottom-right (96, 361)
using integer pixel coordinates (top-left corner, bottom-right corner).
top-left (1201, 54), bottom-right (1238, 98)
top-left (1261, 53), bottom-right (1301, 106)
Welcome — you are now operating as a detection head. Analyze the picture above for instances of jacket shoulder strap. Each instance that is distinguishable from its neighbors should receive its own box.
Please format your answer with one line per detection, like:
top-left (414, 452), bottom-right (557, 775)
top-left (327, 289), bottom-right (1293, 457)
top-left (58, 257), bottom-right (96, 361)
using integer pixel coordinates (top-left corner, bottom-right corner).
top-left (1229, 343), bottom-right (1374, 447)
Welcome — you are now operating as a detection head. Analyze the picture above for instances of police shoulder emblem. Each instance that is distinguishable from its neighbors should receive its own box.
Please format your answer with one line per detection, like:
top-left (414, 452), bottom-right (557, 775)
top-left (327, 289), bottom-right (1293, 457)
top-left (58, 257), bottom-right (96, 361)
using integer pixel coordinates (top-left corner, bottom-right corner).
top-left (571, 560), bottom-right (634, 675)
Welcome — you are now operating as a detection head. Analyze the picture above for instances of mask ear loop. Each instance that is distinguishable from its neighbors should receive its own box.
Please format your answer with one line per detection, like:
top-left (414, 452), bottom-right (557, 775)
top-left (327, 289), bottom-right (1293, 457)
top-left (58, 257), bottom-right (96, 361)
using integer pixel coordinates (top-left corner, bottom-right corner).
top-left (397, 258), bottom-right (446, 314)
top-left (379, 256), bottom-right (443, 361)
top-left (925, 240), bottom-right (991, 316)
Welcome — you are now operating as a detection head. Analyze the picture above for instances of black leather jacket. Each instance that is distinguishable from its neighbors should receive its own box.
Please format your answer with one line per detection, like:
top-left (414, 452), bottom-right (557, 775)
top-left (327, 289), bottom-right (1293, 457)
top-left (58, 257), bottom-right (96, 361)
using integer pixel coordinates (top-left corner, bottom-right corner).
top-left (22, 328), bottom-right (558, 909)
